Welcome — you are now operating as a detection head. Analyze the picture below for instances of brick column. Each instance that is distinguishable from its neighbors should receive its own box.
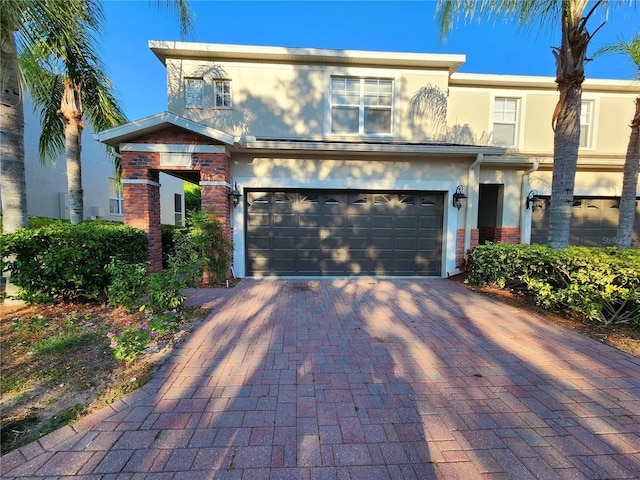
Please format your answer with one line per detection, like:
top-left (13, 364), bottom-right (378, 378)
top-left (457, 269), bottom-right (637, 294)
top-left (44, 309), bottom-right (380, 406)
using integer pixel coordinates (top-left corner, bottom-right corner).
top-left (122, 154), bottom-right (162, 273)
top-left (197, 152), bottom-right (232, 240)
top-left (456, 228), bottom-right (479, 268)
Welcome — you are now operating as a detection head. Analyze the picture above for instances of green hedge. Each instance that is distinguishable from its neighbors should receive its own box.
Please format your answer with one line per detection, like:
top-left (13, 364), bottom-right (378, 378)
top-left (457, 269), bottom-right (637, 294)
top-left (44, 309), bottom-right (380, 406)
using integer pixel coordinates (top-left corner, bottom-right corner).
top-left (466, 244), bottom-right (640, 326)
top-left (1, 221), bottom-right (148, 302)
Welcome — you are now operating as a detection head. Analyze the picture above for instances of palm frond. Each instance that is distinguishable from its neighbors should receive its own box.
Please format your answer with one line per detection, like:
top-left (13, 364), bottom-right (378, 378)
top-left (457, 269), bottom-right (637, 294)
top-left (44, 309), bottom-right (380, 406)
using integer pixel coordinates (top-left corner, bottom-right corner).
top-left (153, 0), bottom-right (193, 38)
top-left (593, 33), bottom-right (640, 78)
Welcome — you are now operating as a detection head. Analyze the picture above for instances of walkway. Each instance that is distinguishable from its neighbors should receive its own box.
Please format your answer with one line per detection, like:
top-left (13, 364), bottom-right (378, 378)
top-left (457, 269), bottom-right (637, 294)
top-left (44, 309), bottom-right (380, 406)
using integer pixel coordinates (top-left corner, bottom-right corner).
top-left (2, 278), bottom-right (639, 479)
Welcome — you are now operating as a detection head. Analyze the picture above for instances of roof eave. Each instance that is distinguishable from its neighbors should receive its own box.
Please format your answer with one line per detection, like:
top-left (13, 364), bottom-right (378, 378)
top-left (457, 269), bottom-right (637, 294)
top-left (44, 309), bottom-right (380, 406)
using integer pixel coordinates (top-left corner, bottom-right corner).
top-left (93, 112), bottom-right (234, 148)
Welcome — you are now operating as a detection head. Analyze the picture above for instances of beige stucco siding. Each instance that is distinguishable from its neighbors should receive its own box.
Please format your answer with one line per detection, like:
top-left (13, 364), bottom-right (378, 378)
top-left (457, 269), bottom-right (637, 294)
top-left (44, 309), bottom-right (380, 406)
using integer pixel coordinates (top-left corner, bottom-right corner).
top-left (167, 59), bottom-right (326, 137)
top-left (521, 93), bottom-right (555, 152)
top-left (591, 95), bottom-right (637, 153)
top-left (232, 154), bottom-right (470, 186)
top-left (446, 88), bottom-right (492, 144)
top-left (530, 170), bottom-right (638, 197)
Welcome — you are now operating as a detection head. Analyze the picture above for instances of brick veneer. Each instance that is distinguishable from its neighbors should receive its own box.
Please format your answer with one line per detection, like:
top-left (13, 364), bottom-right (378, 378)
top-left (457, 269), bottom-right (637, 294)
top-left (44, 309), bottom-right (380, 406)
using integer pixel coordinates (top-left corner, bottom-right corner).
top-left (121, 127), bottom-right (232, 273)
top-left (479, 227), bottom-right (521, 245)
top-left (456, 228), bottom-right (479, 268)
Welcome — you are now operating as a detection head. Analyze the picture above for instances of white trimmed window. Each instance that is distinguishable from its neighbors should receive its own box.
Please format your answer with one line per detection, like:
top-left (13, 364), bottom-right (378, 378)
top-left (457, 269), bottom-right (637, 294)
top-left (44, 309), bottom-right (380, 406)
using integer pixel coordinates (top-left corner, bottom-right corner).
top-left (108, 178), bottom-right (123, 215)
top-left (185, 78), bottom-right (204, 108)
top-left (214, 80), bottom-right (232, 108)
top-left (330, 77), bottom-right (393, 135)
top-left (492, 97), bottom-right (519, 147)
top-left (580, 101), bottom-right (593, 149)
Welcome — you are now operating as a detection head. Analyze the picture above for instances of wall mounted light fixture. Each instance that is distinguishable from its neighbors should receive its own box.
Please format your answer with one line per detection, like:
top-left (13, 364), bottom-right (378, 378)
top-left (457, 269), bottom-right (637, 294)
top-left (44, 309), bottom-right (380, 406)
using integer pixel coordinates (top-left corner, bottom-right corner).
top-left (228, 182), bottom-right (242, 207)
top-left (452, 185), bottom-right (467, 210)
top-left (526, 190), bottom-right (542, 210)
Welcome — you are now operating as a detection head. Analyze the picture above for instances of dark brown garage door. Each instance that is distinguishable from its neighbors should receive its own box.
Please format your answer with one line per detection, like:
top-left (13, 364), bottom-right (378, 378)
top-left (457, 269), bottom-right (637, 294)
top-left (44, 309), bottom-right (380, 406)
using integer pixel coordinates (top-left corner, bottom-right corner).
top-left (246, 190), bottom-right (444, 276)
top-left (531, 197), bottom-right (640, 247)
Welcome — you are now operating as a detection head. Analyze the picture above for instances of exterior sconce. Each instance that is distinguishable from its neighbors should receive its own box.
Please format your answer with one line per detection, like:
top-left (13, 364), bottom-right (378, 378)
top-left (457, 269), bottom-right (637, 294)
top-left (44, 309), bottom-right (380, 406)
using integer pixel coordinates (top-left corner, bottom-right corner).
top-left (452, 185), bottom-right (467, 210)
top-left (228, 182), bottom-right (242, 207)
top-left (526, 190), bottom-right (542, 210)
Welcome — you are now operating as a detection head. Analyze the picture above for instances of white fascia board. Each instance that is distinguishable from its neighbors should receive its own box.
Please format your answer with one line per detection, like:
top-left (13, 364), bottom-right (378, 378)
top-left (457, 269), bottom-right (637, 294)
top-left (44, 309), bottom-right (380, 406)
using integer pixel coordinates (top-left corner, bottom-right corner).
top-left (92, 112), bottom-right (234, 148)
top-left (239, 139), bottom-right (506, 157)
top-left (120, 143), bottom-right (227, 154)
top-left (451, 72), bottom-right (640, 93)
top-left (149, 40), bottom-right (466, 74)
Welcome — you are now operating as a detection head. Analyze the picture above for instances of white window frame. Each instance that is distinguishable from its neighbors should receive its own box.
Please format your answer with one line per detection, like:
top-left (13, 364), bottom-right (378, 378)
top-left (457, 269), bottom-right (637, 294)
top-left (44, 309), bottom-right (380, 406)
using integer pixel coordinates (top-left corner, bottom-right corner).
top-left (329, 76), bottom-right (394, 136)
top-left (492, 96), bottom-right (521, 148)
top-left (580, 100), bottom-right (594, 149)
top-left (108, 178), bottom-right (123, 215)
top-left (184, 77), bottom-right (204, 108)
top-left (213, 79), bottom-right (232, 109)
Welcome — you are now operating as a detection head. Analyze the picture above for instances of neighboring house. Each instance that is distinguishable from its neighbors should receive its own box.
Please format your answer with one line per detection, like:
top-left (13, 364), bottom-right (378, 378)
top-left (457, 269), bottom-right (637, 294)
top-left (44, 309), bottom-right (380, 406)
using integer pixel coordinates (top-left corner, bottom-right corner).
top-left (95, 42), bottom-right (640, 278)
top-left (3, 96), bottom-right (185, 225)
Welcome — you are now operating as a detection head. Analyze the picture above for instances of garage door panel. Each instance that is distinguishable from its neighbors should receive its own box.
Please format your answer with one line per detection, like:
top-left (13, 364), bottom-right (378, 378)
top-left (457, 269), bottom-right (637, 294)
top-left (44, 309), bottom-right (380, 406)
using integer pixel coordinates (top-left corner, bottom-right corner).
top-left (369, 237), bottom-right (394, 249)
top-left (395, 237), bottom-right (417, 250)
top-left (532, 196), bottom-right (639, 247)
top-left (247, 213), bottom-right (271, 227)
top-left (299, 214), bottom-right (321, 227)
top-left (298, 236), bottom-right (322, 249)
top-left (347, 215), bottom-right (370, 228)
top-left (246, 190), bottom-right (443, 276)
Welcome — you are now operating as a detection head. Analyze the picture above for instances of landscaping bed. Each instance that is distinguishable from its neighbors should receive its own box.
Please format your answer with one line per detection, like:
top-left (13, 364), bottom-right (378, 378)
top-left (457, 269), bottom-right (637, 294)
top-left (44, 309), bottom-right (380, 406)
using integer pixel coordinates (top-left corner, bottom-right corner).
top-left (0, 301), bottom-right (209, 455)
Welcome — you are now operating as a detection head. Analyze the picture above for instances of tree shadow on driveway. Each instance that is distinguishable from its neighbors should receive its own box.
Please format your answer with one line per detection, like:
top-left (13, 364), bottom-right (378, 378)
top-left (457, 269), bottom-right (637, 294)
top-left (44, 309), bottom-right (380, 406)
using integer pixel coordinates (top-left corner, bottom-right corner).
top-left (2, 278), bottom-right (639, 479)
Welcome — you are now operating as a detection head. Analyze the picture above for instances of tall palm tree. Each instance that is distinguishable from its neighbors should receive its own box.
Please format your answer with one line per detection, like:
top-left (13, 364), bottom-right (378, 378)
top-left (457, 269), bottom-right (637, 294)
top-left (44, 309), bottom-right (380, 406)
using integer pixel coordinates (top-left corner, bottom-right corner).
top-left (20, 0), bottom-right (127, 224)
top-left (1, 1), bottom-right (86, 233)
top-left (436, 0), bottom-right (612, 249)
top-left (596, 34), bottom-right (640, 249)
top-left (1, 1), bottom-right (192, 230)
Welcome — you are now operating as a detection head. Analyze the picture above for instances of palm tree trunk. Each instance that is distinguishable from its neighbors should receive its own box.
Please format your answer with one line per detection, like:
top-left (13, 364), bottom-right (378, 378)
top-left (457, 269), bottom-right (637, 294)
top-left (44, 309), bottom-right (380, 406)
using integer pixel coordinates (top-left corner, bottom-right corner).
top-left (547, 4), bottom-right (589, 250)
top-left (60, 78), bottom-right (85, 224)
top-left (0, 31), bottom-right (28, 234)
top-left (616, 98), bottom-right (640, 249)
top-left (548, 85), bottom-right (582, 249)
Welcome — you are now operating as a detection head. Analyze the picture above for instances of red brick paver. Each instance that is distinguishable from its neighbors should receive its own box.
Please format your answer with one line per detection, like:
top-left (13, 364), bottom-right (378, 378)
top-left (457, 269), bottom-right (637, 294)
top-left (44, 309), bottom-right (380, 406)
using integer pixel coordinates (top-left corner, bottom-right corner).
top-left (2, 279), bottom-right (639, 479)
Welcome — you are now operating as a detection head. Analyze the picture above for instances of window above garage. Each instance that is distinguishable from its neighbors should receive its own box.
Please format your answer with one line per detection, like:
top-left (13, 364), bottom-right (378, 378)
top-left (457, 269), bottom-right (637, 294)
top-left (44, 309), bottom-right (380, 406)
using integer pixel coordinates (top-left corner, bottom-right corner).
top-left (330, 77), bottom-right (393, 135)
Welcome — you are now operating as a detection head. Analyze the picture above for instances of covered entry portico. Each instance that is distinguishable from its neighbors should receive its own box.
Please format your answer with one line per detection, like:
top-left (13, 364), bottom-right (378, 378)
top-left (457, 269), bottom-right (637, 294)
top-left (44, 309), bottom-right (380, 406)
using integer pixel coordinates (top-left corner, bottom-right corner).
top-left (94, 113), bottom-right (235, 272)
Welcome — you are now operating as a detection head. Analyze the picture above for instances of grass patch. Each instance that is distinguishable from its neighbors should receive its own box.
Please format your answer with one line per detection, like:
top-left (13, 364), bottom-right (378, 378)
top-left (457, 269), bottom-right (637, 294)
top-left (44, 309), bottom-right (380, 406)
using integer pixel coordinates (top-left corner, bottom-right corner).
top-left (34, 333), bottom-right (89, 355)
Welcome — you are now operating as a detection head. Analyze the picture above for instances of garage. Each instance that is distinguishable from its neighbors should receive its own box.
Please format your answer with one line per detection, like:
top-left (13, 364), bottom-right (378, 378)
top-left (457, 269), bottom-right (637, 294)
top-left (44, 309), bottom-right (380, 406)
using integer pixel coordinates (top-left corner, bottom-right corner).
top-left (531, 197), bottom-right (640, 247)
top-left (246, 190), bottom-right (444, 276)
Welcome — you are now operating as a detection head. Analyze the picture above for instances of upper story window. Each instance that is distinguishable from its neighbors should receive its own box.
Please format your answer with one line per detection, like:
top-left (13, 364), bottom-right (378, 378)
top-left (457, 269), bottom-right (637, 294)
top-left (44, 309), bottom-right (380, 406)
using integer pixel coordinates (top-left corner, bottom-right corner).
top-left (108, 178), bottom-right (123, 215)
top-left (580, 101), bottom-right (593, 149)
top-left (492, 97), bottom-right (519, 147)
top-left (214, 80), bottom-right (232, 108)
top-left (185, 78), bottom-right (204, 108)
top-left (330, 77), bottom-right (393, 135)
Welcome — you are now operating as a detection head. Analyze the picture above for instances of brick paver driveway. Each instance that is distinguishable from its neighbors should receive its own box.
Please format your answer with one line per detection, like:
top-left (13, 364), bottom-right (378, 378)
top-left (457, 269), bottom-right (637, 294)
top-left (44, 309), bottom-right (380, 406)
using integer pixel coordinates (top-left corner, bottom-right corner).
top-left (2, 278), bottom-right (639, 479)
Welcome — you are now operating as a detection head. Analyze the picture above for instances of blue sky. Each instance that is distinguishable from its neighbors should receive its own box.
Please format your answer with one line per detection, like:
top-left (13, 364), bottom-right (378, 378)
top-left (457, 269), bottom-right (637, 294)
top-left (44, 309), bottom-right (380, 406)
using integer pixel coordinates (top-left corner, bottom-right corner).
top-left (101, 1), bottom-right (639, 120)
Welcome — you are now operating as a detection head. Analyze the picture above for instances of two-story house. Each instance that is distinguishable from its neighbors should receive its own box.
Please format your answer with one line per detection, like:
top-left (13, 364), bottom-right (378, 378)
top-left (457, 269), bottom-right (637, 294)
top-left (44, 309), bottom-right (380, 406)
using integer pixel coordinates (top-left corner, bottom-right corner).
top-left (95, 42), bottom-right (640, 278)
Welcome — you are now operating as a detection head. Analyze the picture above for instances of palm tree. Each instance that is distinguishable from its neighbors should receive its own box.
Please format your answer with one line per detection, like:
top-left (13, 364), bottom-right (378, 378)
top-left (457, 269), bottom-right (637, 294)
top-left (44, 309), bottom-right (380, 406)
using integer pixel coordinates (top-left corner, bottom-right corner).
top-left (1, 1), bottom-right (84, 233)
top-left (596, 34), bottom-right (640, 249)
top-left (20, 0), bottom-right (127, 224)
top-left (436, 0), bottom-right (612, 249)
top-left (1, 1), bottom-right (192, 231)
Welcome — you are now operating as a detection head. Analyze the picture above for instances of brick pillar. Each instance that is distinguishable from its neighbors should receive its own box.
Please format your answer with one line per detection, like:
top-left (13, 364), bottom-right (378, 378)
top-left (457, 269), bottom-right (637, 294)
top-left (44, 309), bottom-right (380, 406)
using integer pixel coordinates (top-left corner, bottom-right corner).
top-left (123, 169), bottom-right (162, 273)
top-left (197, 153), bottom-right (232, 240)
top-left (456, 228), bottom-right (479, 268)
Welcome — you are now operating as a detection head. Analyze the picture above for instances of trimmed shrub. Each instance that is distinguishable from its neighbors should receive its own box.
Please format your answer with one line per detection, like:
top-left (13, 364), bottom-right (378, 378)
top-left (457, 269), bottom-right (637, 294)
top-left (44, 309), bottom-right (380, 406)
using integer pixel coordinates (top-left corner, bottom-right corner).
top-left (466, 244), bottom-right (640, 326)
top-left (1, 221), bottom-right (148, 303)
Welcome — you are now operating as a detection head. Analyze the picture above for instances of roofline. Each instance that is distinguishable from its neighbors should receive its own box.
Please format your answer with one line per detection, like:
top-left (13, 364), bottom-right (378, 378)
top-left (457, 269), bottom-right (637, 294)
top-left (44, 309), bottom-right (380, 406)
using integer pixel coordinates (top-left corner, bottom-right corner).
top-left (149, 41), bottom-right (467, 74)
top-left (93, 112), bottom-right (234, 148)
top-left (234, 137), bottom-right (507, 157)
top-left (450, 72), bottom-right (640, 92)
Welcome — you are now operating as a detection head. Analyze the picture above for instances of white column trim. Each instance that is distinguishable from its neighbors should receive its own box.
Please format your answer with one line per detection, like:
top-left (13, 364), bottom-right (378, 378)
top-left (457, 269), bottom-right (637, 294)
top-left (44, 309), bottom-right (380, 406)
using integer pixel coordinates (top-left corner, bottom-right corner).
top-left (200, 181), bottom-right (231, 188)
top-left (122, 179), bottom-right (161, 187)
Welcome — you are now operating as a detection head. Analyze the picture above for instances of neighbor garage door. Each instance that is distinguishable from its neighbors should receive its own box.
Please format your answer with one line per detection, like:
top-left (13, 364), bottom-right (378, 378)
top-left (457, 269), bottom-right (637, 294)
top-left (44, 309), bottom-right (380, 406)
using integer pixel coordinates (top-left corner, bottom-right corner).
top-left (531, 197), bottom-right (640, 247)
top-left (246, 190), bottom-right (444, 276)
